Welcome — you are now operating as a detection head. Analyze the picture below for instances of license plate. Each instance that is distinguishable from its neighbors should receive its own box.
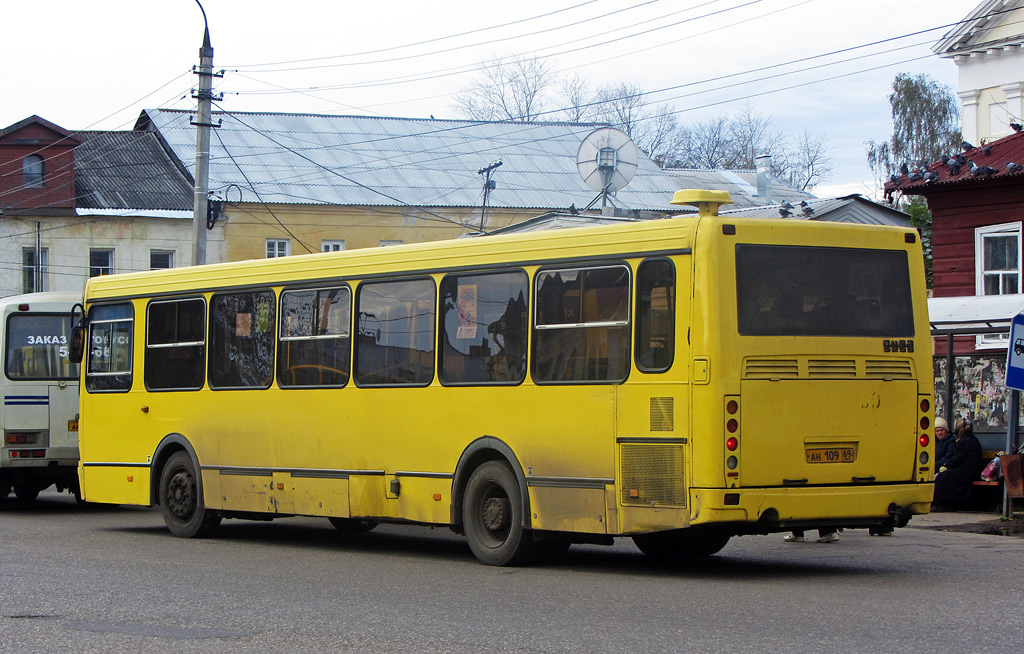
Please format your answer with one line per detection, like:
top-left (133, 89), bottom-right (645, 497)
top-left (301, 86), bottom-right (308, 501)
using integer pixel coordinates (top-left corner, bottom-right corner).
top-left (805, 446), bottom-right (856, 463)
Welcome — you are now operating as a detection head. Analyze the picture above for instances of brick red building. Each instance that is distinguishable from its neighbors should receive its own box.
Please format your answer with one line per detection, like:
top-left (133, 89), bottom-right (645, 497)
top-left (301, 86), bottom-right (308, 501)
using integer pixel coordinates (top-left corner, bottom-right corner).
top-left (0, 115), bottom-right (80, 212)
top-left (885, 129), bottom-right (1024, 442)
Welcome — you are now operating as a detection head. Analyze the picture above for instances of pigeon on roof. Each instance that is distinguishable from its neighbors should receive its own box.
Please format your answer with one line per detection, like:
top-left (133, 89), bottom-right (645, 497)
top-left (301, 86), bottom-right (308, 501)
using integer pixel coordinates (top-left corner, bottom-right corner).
top-left (969, 160), bottom-right (998, 176)
top-left (780, 201), bottom-right (794, 210)
top-left (802, 205), bottom-right (814, 216)
top-left (899, 162), bottom-right (910, 175)
top-left (1008, 162), bottom-right (1023, 172)
top-left (983, 146), bottom-right (992, 156)
top-left (962, 141), bottom-right (975, 151)
top-left (1011, 123), bottom-right (1023, 133)
top-left (779, 207), bottom-right (792, 217)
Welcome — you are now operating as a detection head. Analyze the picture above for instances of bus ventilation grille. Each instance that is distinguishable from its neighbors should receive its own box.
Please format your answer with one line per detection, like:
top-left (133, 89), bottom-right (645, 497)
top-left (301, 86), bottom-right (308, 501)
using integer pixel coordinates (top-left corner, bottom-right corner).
top-left (808, 359), bottom-right (857, 378)
top-left (865, 360), bottom-right (913, 379)
top-left (650, 397), bottom-right (674, 431)
top-left (744, 359), bottom-right (799, 379)
top-left (621, 443), bottom-right (686, 507)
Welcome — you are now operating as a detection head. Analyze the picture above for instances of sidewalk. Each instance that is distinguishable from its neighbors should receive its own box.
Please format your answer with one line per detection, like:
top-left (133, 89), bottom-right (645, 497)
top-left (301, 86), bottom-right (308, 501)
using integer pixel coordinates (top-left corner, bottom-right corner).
top-left (908, 509), bottom-right (1024, 537)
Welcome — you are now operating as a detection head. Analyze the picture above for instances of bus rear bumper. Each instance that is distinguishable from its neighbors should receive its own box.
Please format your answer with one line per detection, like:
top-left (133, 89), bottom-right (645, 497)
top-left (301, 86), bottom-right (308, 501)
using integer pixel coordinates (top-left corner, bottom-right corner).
top-left (689, 484), bottom-right (934, 531)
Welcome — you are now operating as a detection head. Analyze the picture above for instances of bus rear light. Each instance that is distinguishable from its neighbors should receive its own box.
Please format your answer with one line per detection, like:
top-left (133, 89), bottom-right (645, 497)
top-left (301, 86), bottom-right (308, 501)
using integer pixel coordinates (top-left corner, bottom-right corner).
top-left (920, 398), bottom-right (930, 412)
top-left (726, 400), bottom-right (738, 415)
top-left (726, 455), bottom-right (738, 470)
top-left (726, 437), bottom-right (738, 451)
top-left (11, 449), bottom-right (45, 458)
top-left (7, 434), bottom-right (29, 444)
top-left (726, 419), bottom-right (738, 433)
top-left (919, 452), bottom-right (929, 464)
top-left (628, 489), bottom-right (640, 498)
top-left (724, 493), bottom-right (740, 505)
top-left (920, 416), bottom-right (930, 430)
top-left (17, 303), bottom-right (30, 311)
top-left (919, 434), bottom-right (929, 447)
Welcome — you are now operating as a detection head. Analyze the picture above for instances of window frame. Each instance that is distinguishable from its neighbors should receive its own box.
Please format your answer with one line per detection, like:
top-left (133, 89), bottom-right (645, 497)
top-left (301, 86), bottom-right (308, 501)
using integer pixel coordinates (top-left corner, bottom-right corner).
top-left (22, 247), bottom-right (48, 293)
top-left (438, 268), bottom-right (529, 387)
top-left (23, 154), bottom-right (44, 188)
top-left (353, 276), bottom-right (436, 387)
top-left (321, 240), bottom-right (346, 253)
top-left (144, 297), bottom-right (207, 391)
top-left (89, 249), bottom-right (114, 278)
top-left (277, 285), bottom-right (352, 389)
top-left (208, 289), bottom-right (277, 390)
top-left (85, 303), bottom-right (134, 393)
top-left (975, 222), bottom-right (1022, 349)
top-left (266, 239), bottom-right (290, 258)
top-left (150, 250), bottom-right (174, 270)
top-left (532, 262), bottom-right (632, 385)
top-left (635, 257), bottom-right (676, 374)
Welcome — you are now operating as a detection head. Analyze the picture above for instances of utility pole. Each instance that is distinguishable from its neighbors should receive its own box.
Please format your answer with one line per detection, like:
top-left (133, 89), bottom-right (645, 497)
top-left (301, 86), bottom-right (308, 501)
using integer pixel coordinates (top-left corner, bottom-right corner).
top-left (477, 160), bottom-right (502, 232)
top-left (191, 1), bottom-right (221, 266)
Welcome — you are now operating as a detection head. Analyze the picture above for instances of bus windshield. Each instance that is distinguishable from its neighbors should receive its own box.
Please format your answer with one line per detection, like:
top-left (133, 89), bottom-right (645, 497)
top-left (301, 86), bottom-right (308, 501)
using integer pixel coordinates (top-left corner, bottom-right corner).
top-left (735, 244), bottom-right (914, 337)
top-left (5, 313), bottom-right (78, 380)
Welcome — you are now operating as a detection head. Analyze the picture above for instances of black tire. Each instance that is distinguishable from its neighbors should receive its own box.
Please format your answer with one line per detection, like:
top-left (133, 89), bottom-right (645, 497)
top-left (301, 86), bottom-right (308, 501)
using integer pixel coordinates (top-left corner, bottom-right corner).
top-left (13, 485), bottom-right (40, 501)
top-left (462, 461), bottom-right (536, 566)
top-left (0, 472), bottom-right (11, 499)
top-left (328, 517), bottom-right (377, 533)
top-left (158, 451), bottom-right (221, 538)
top-left (633, 529), bottom-right (730, 560)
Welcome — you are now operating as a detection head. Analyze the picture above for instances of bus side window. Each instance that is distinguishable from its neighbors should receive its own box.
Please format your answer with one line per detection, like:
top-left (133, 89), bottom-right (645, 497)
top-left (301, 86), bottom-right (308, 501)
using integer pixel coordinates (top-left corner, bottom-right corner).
top-left (439, 270), bottom-right (527, 385)
top-left (209, 290), bottom-right (276, 389)
top-left (533, 265), bottom-right (630, 383)
top-left (354, 278), bottom-right (435, 386)
top-left (635, 259), bottom-right (675, 373)
top-left (145, 298), bottom-right (206, 390)
top-left (278, 287), bottom-right (351, 388)
top-left (86, 303), bottom-right (134, 392)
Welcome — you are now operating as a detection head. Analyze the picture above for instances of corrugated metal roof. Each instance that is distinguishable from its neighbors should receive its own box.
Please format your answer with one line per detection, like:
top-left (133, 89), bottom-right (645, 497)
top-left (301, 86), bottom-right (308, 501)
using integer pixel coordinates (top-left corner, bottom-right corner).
top-left (885, 130), bottom-right (1024, 199)
top-left (661, 168), bottom-right (815, 209)
top-left (719, 195), bottom-right (910, 226)
top-left (74, 130), bottom-right (193, 210)
top-left (139, 109), bottom-right (692, 212)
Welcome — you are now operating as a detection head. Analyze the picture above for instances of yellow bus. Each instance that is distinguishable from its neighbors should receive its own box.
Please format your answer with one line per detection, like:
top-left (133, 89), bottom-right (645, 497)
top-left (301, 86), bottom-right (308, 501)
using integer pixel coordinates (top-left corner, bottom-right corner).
top-left (73, 190), bottom-right (934, 565)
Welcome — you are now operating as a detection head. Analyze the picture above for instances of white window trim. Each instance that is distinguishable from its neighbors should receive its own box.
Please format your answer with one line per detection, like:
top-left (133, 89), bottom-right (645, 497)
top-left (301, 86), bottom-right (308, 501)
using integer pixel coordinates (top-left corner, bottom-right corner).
top-left (975, 221), bottom-right (1022, 349)
top-left (266, 239), bottom-right (290, 258)
top-left (321, 240), bottom-right (346, 252)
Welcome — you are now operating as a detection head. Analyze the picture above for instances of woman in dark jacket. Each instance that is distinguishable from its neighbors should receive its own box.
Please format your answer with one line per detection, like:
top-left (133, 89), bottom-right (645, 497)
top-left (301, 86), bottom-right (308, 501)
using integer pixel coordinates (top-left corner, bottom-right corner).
top-left (934, 417), bottom-right (954, 469)
top-left (932, 418), bottom-right (985, 511)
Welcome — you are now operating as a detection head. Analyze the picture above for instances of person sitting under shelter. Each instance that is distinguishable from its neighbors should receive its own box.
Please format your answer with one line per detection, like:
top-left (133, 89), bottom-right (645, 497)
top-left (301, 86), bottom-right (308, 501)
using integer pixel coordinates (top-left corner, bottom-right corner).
top-left (932, 418), bottom-right (984, 512)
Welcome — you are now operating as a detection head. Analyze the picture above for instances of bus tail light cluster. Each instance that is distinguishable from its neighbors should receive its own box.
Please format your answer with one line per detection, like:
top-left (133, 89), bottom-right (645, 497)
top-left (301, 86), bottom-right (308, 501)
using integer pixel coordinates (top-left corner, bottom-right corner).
top-left (917, 397), bottom-right (932, 476)
top-left (10, 449), bottom-right (46, 458)
top-left (725, 397), bottom-right (740, 480)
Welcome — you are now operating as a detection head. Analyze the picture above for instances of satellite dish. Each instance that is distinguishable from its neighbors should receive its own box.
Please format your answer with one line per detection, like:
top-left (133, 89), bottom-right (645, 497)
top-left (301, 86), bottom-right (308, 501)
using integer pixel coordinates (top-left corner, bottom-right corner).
top-left (576, 128), bottom-right (639, 207)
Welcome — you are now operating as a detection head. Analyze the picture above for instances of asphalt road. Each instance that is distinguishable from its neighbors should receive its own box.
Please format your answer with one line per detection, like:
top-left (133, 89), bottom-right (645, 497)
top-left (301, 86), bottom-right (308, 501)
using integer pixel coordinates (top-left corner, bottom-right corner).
top-left (1, 490), bottom-right (1022, 653)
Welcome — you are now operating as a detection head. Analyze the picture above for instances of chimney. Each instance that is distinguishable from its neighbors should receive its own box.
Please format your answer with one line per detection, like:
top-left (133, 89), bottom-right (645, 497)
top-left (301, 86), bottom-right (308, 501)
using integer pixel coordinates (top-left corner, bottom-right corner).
top-left (755, 154), bottom-right (772, 204)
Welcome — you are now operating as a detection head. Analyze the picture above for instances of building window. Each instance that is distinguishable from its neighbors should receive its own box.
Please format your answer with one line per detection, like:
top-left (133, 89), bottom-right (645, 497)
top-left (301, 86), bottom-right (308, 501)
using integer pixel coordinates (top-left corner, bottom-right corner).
top-left (321, 240), bottom-right (346, 252)
top-left (22, 248), bottom-right (48, 293)
top-left (976, 223), bottom-right (1022, 295)
top-left (975, 222), bottom-right (1022, 349)
top-left (23, 155), bottom-right (44, 188)
top-left (379, 240), bottom-right (403, 247)
top-left (90, 249), bottom-right (114, 277)
top-left (150, 250), bottom-right (174, 270)
top-left (266, 239), bottom-right (290, 258)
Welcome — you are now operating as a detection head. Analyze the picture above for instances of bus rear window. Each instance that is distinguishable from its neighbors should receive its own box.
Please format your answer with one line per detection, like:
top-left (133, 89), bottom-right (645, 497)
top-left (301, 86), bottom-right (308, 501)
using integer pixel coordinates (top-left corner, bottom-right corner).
top-left (736, 244), bottom-right (914, 337)
top-left (5, 314), bottom-right (78, 381)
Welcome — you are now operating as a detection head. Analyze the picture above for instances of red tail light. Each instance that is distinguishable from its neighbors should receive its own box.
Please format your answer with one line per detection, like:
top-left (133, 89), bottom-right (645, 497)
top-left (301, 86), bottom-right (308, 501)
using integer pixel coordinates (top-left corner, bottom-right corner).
top-left (919, 434), bottom-right (929, 447)
top-left (726, 436), bottom-right (738, 451)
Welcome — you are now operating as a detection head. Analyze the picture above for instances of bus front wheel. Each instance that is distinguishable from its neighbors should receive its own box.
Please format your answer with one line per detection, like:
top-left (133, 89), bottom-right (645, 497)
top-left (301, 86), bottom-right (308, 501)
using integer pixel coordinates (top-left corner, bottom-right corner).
top-left (462, 461), bottom-right (536, 566)
top-left (159, 451), bottom-right (221, 538)
top-left (632, 529), bottom-right (730, 560)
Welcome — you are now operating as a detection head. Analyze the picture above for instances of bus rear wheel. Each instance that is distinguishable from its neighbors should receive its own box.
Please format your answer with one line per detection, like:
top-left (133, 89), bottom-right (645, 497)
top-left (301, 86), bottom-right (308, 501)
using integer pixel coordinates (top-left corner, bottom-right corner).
top-left (633, 529), bottom-right (731, 560)
top-left (13, 485), bottom-right (40, 501)
top-left (463, 461), bottom-right (536, 566)
top-left (159, 451), bottom-right (221, 538)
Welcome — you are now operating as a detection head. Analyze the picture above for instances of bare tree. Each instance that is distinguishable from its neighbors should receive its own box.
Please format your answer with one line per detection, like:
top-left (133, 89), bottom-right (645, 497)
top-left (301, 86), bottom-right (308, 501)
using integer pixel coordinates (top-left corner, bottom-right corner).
top-left (784, 131), bottom-right (832, 191)
top-left (726, 104), bottom-right (787, 170)
top-left (558, 73), bottom-right (592, 124)
top-left (452, 53), bottom-right (555, 122)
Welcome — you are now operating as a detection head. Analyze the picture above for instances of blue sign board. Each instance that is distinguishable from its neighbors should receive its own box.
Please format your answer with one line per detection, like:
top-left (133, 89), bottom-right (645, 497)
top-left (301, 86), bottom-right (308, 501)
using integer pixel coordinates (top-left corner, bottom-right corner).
top-left (1006, 311), bottom-right (1024, 391)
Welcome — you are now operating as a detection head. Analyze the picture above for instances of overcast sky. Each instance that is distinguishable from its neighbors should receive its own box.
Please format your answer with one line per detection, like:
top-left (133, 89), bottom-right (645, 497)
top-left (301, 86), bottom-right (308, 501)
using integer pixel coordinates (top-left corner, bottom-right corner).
top-left (4, 0), bottom-right (973, 199)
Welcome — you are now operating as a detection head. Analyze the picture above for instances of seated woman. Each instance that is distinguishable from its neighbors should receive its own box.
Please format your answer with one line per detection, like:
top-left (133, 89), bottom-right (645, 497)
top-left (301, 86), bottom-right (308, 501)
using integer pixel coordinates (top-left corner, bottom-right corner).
top-left (932, 418), bottom-right (985, 511)
top-left (934, 417), bottom-right (954, 471)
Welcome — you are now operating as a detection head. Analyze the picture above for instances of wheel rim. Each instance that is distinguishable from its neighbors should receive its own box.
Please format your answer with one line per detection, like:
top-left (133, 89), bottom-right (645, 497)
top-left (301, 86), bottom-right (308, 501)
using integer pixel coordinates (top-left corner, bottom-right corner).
top-left (166, 467), bottom-right (196, 521)
top-left (474, 481), bottom-right (511, 547)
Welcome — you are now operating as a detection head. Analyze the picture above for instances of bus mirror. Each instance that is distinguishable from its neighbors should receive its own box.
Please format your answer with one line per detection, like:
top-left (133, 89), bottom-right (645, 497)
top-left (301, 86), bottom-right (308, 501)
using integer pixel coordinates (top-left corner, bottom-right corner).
top-left (69, 326), bottom-right (86, 364)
